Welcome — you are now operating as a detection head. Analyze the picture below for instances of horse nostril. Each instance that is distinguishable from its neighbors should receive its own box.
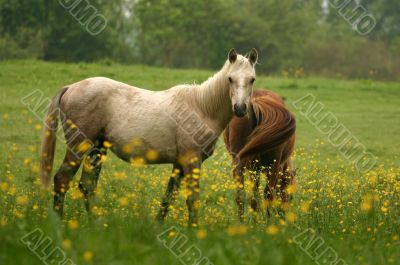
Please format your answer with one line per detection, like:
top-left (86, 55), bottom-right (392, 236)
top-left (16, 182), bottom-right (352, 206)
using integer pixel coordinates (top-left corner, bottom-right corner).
top-left (233, 104), bottom-right (247, 117)
top-left (234, 104), bottom-right (246, 112)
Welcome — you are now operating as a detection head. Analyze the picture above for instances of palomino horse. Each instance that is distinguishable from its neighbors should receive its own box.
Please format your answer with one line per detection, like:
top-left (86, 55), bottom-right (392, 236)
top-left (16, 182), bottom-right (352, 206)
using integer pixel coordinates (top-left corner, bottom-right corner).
top-left (41, 48), bottom-right (258, 226)
top-left (224, 90), bottom-right (296, 221)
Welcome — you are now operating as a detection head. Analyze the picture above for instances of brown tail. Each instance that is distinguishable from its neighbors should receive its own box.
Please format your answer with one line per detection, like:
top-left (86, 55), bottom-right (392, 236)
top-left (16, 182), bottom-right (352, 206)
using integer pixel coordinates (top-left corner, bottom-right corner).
top-left (237, 93), bottom-right (296, 161)
top-left (40, 87), bottom-right (69, 188)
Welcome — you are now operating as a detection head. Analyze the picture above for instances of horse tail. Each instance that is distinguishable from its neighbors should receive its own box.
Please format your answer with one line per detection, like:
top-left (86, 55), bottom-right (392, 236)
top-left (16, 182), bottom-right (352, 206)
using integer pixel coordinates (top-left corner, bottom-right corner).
top-left (40, 87), bottom-right (69, 188)
top-left (237, 93), bottom-right (296, 162)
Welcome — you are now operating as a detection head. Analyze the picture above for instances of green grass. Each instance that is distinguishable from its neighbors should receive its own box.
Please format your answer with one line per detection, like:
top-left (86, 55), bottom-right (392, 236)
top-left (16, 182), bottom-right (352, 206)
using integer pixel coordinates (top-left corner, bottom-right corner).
top-left (0, 60), bottom-right (399, 265)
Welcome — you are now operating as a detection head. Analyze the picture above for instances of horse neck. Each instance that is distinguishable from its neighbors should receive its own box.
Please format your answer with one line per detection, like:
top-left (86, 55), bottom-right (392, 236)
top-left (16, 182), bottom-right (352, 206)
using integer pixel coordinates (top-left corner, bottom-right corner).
top-left (194, 62), bottom-right (233, 128)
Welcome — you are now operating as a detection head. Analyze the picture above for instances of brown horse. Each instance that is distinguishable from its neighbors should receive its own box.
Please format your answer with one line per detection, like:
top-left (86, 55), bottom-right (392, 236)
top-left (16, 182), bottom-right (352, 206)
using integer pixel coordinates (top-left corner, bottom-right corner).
top-left (224, 89), bottom-right (296, 221)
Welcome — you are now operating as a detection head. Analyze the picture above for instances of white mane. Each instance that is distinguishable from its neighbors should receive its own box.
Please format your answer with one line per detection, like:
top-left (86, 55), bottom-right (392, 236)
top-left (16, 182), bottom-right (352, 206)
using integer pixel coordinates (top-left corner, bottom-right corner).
top-left (189, 55), bottom-right (253, 117)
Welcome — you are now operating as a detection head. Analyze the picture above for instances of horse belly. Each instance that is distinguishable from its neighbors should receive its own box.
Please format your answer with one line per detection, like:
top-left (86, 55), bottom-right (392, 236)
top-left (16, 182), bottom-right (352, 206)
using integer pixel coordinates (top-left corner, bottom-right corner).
top-left (106, 108), bottom-right (178, 163)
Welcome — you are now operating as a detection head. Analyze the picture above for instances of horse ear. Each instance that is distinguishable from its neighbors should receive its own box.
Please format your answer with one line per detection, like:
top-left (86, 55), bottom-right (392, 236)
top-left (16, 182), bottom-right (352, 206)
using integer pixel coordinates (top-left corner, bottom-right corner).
top-left (228, 48), bottom-right (237, 63)
top-left (248, 48), bottom-right (258, 65)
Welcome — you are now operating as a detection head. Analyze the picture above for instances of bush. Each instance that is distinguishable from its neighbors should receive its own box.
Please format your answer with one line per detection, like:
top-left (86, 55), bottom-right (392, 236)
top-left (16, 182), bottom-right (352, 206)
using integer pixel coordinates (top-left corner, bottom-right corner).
top-left (0, 27), bottom-right (43, 60)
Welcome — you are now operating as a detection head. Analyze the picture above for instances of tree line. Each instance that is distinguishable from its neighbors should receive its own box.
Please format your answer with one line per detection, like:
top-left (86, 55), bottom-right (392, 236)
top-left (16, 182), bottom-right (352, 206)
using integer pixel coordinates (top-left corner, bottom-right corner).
top-left (0, 0), bottom-right (399, 80)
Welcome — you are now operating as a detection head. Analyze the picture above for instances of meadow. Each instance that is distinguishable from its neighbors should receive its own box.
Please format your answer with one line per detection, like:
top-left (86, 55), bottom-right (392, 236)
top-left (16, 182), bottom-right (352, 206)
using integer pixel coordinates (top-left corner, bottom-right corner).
top-left (0, 60), bottom-right (399, 265)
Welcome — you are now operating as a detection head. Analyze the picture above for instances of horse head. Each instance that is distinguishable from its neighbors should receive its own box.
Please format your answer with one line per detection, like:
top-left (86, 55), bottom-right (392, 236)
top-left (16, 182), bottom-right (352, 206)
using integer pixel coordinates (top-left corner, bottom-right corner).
top-left (227, 48), bottom-right (258, 117)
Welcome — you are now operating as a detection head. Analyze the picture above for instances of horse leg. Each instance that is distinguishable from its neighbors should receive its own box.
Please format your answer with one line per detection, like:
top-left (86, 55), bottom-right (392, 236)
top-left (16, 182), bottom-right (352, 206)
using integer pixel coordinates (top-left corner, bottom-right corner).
top-left (234, 163), bottom-right (245, 222)
top-left (263, 186), bottom-right (273, 218)
top-left (263, 165), bottom-right (278, 218)
top-left (78, 146), bottom-right (105, 214)
top-left (250, 171), bottom-right (261, 214)
top-left (156, 163), bottom-right (184, 223)
top-left (279, 161), bottom-right (296, 204)
top-left (54, 151), bottom-right (82, 217)
top-left (183, 158), bottom-right (201, 227)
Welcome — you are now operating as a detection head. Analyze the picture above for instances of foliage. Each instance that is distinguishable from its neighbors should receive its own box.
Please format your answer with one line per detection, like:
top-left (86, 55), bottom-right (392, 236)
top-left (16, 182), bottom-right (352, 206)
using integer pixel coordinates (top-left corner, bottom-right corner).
top-left (0, 28), bottom-right (43, 59)
top-left (0, 0), bottom-right (399, 78)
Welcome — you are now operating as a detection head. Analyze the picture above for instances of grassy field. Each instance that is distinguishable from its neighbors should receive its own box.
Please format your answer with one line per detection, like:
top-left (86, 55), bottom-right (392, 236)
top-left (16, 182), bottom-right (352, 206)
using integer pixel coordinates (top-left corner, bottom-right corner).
top-left (0, 60), bottom-right (399, 265)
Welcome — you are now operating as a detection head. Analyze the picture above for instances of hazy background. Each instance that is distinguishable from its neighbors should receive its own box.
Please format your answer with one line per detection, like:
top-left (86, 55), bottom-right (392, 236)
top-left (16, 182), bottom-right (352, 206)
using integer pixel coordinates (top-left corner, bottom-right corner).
top-left (0, 0), bottom-right (399, 80)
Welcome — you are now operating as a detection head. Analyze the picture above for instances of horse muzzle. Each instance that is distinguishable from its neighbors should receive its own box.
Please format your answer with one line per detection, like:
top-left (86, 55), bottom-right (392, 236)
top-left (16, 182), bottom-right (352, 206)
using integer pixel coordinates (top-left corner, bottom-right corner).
top-left (233, 103), bottom-right (247, 118)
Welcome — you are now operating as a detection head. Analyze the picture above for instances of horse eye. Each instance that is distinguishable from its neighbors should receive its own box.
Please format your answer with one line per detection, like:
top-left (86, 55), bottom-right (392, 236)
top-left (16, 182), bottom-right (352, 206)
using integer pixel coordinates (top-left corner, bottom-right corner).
top-left (250, 78), bottom-right (256, 84)
top-left (228, 77), bottom-right (233, 83)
